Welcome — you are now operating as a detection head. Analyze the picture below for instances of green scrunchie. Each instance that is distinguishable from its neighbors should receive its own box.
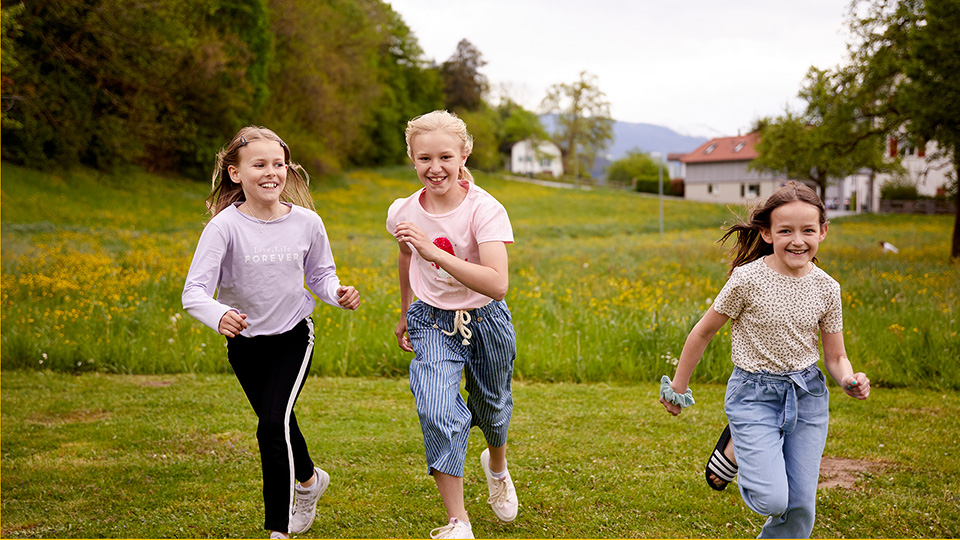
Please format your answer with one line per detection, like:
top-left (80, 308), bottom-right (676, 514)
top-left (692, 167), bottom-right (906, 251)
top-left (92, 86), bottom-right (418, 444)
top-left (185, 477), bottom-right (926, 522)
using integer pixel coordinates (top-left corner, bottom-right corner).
top-left (660, 375), bottom-right (695, 408)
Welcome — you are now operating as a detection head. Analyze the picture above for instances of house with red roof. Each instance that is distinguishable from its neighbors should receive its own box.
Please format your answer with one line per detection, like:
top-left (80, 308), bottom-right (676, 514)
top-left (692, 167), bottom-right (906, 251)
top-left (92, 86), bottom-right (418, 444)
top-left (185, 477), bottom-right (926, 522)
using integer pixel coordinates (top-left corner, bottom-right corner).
top-left (677, 132), bottom-right (807, 203)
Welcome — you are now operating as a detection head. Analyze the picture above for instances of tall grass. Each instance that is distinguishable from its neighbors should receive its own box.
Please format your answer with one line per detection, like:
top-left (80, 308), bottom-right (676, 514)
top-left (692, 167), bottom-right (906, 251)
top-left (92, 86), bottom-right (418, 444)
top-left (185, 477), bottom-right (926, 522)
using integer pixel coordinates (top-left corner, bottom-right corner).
top-left (2, 163), bottom-right (958, 388)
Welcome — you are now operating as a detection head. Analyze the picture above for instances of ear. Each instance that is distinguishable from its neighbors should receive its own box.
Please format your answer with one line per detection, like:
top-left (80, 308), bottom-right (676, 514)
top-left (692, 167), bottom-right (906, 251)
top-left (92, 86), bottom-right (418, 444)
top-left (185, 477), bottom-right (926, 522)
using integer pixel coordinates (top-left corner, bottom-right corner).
top-left (819, 222), bottom-right (829, 241)
top-left (461, 153), bottom-right (469, 166)
top-left (759, 227), bottom-right (773, 244)
top-left (227, 165), bottom-right (240, 184)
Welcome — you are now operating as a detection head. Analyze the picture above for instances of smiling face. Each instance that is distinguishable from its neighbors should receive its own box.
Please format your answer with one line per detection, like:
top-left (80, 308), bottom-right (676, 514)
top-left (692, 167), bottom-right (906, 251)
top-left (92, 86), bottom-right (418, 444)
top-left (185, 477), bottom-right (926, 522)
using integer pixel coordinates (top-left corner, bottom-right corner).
top-left (410, 130), bottom-right (468, 200)
top-left (760, 200), bottom-right (828, 277)
top-left (227, 140), bottom-right (287, 212)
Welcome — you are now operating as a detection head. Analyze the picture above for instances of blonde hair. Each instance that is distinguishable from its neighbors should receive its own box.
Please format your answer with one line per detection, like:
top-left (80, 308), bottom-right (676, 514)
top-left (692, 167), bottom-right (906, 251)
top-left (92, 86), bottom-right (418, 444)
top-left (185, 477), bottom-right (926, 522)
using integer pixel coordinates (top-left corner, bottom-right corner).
top-left (206, 126), bottom-right (315, 216)
top-left (718, 181), bottom-right (828, 274)
top-left (405, 110), bottom-right (475, 183)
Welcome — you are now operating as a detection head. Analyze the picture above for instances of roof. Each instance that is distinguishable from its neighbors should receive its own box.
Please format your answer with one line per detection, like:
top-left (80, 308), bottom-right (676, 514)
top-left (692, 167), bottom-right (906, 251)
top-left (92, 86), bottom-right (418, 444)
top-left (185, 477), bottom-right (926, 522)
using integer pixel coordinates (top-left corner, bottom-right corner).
top-left (679, 132), bottom-right (760, 164)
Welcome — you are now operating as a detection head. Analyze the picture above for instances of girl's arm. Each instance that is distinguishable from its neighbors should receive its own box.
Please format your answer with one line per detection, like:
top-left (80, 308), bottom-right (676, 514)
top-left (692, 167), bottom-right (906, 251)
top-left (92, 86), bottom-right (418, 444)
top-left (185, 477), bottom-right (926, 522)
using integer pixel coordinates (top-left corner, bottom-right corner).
top-left (395, 242), bottom-right (415, 352)
top-left (821, 331), bottom-right (870, 399)
top-left (661, 305), bottom-right (729, 416)
top-left (393, 221), bottom-right (509, 301)
top-left (182, 224), bottom-right (241, 333)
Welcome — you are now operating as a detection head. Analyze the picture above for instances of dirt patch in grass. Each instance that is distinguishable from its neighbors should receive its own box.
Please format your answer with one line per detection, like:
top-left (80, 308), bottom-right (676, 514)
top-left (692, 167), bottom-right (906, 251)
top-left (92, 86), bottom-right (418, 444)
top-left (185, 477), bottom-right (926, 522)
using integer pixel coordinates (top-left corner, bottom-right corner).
top-left (819, 456), bottom-right (886, 489)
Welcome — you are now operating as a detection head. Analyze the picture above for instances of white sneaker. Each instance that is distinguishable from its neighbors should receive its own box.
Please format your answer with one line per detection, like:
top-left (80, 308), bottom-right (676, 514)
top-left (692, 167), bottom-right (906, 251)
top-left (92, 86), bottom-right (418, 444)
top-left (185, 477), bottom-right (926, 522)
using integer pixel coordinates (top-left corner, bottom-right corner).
top-left (430, 517), bottom-right (474, 539)
top-left (269, 532), bottom-right (288, 539)
top-left (289, 467), bottom-right (329, 534)
top-left (480, 448), bottom-right (518, 522)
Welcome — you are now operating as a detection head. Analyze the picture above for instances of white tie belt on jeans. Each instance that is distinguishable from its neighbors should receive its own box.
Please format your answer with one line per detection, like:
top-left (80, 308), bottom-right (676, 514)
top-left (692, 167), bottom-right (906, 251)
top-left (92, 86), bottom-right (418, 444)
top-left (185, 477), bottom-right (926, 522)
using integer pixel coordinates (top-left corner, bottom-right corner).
top-left (434, 309), bottom-right (473, 346)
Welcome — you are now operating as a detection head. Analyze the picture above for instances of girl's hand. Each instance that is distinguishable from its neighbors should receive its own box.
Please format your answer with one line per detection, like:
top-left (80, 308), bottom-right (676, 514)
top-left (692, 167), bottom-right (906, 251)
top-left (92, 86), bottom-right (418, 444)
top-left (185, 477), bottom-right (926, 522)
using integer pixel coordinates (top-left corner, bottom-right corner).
top-left (842, 372), bottom-right (871, 399)
top-left (337, 286), bottom-right (361, 310)
top-left (219, 311), bottom-right (248, 337)
top-left (395, 319), bottom-right (413, 352)
top-left (393, 222), bottom-right (440, 263)
top-left (659, 397), bottom-right (683, 416)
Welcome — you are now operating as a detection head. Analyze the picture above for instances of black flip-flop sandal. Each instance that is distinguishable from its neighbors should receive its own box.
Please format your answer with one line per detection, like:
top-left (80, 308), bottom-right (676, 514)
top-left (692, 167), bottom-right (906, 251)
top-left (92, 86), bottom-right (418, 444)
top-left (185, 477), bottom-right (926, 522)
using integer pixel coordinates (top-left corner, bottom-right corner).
top-left (705, 424), bottom-right (738, 491)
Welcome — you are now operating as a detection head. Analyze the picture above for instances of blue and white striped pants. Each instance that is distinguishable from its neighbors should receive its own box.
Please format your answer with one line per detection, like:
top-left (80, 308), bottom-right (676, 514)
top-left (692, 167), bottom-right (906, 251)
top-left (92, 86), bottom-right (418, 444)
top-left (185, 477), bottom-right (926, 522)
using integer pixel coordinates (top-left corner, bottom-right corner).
top-left (407, 299), bottom-right (517, 476)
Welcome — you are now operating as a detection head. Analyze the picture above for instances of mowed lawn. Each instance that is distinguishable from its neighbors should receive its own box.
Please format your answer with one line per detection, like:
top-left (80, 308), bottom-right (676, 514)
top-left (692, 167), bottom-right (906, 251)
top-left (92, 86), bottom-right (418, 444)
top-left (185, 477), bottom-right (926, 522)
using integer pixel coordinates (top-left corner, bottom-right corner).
top-left (1, 371), bottom-right (958, 538)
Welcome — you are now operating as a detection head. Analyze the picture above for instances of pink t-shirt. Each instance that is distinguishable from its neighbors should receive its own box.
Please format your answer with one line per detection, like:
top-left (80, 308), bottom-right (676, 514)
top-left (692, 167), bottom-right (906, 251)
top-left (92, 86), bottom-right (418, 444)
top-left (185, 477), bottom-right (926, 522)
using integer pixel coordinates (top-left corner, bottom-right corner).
top-left (386, 183), bottom-right (514, 310)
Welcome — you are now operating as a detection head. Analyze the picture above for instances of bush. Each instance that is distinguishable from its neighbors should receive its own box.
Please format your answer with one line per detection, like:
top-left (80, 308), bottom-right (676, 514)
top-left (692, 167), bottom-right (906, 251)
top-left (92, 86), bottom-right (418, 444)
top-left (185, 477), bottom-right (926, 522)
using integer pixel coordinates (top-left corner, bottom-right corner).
top-left (880, 178), bottom-right (921, 200)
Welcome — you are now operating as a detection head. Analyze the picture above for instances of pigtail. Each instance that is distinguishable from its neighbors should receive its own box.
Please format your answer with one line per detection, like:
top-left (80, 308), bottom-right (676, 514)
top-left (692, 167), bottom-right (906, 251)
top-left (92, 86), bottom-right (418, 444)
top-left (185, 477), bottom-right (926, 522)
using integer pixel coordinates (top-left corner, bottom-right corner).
top-left (459, 164), bottom-right (475, 184)
top-left (206, 141), bottom-right (245, 216)
top-left (284, 163), bottom-right (316, 211)
top-left (718, 218), bottom-right (772, 275)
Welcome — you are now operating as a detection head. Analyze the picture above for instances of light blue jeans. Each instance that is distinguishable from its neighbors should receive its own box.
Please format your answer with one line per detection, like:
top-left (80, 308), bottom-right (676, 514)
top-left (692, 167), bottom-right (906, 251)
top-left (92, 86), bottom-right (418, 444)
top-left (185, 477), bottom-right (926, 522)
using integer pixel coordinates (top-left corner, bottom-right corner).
top-left (725, 364), bottom-right (829, 539)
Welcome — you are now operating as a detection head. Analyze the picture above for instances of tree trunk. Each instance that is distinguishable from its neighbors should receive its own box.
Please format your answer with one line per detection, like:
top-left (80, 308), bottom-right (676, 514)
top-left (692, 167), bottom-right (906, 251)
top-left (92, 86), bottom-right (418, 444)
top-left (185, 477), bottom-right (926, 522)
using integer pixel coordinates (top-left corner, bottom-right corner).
top-left (952, 163), bottom-right (960, 261)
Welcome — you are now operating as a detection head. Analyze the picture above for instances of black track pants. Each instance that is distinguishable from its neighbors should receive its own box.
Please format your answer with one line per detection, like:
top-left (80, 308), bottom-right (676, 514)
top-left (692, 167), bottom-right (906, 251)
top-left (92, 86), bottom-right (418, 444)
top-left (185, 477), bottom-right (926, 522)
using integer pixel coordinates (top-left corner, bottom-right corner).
top-left (227, 317), bottom-right (317, 533)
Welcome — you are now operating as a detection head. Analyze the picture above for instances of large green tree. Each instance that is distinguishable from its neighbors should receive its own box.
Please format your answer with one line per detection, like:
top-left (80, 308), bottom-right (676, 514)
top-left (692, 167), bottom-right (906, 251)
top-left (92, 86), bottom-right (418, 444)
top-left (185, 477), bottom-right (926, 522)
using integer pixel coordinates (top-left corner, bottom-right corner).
top-left (541, 71), bottom-right (613, 184)
top-left (1, 0), bottom-right (271, 176)
top-left (440, 39), bottom-right (488, 113)
top-left (354, 1), bottom-right (444, 166)
top-left (849, 0), bottom-right (960, 259)
top-left (749, 66), bottom-right (892, 200)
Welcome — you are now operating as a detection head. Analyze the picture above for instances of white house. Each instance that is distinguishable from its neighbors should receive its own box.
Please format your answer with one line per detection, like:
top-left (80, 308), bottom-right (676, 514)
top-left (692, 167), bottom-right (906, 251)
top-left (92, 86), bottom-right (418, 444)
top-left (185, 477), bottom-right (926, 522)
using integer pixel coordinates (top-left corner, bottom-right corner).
top-left (837, 138), bottom-right (955, 213)
top-left (509, 140), bottom-right (563, 177)
top-left (677, 133), bottom-right (810, 204)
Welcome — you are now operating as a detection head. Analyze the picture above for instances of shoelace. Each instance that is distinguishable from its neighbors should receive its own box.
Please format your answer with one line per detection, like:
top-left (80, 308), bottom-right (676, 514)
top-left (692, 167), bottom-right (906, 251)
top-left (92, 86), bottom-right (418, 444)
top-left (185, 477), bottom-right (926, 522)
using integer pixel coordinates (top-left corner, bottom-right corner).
top-left (487, 475), bottom-right (510, 506)
top-left (433, 309), bottom-right (472, 345)
top-left (429, 520), bottom-right (464, 539)
top-left (292, 485), bottom-right (318, 515)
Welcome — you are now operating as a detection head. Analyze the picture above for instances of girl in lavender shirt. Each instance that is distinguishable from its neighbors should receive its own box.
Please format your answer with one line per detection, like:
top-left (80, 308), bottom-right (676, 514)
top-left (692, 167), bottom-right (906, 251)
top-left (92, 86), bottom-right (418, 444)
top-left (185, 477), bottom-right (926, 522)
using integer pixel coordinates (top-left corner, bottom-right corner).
top-left (183, 126), bottom-right (359, 539)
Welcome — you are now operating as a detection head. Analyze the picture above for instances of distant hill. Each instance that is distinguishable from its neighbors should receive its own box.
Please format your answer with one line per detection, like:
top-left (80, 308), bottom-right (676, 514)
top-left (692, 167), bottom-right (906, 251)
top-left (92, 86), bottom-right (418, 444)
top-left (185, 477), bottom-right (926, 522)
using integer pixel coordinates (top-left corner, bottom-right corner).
top-left (540, 115), bottom-right (708, 178)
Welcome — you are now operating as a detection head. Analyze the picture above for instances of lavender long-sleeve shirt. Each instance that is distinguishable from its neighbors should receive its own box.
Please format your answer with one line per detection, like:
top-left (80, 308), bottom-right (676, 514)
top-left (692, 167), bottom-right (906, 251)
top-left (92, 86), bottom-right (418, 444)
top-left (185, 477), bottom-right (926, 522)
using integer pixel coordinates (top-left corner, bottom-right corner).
top-left (182, 202), bottom-right (343, 337)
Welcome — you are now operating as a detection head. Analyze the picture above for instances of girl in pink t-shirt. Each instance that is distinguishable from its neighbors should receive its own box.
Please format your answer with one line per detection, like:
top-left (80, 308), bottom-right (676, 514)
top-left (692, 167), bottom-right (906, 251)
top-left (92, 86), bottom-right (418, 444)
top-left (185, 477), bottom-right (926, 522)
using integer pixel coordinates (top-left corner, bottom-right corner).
top-left (387, 110), bottom-right (518, 539)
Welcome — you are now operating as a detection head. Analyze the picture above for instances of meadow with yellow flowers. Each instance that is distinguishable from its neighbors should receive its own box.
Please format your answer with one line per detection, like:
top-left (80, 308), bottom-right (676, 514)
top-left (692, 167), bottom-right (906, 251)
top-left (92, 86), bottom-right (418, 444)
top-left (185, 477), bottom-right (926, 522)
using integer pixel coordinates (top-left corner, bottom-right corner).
top-left (3, 163), bottom-right (959, 538)
top-left (2, 163), bottom-right (958, 388)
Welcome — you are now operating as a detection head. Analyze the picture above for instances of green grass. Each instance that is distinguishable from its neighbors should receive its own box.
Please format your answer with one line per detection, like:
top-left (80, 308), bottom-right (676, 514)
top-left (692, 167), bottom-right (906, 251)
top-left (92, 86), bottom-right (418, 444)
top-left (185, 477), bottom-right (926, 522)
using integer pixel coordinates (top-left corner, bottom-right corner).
top-left (1, 371), bottom-right (957, 538)
top-left (3, 163), bottom-right (958, 388)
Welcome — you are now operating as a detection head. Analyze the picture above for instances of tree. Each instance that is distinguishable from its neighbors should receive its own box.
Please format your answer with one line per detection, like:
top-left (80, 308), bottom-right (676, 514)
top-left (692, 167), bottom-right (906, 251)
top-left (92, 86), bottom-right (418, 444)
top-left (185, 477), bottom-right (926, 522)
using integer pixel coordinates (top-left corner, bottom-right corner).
top-left (357, 1), bottom-right (444, 166)
top-left (849, 0), bottom-right (960, 259)
top-left (541, 71), bottom-right (613, 185)
top-left (606, 150), bottom-right (667, 192)
top-left (1, 0), bottom-right (272, 176)
top-left (749, 66), bottom-right (892, 200)
top-left (440, 39), bottom-right (488, 112)
top-left (457, 109), bottom-right (499, 171)
top-left (493, 99), bottom-right (548, 163)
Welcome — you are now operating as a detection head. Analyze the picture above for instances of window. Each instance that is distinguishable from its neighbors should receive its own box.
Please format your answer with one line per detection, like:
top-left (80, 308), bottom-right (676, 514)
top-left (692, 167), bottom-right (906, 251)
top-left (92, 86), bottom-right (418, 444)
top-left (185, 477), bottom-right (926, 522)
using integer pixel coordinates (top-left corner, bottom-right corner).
top-left (705, 143), bottom-right (717, 154)
top-left (733, 141), bottom-right (745, 152)
top-left (707, 183), bottom-right (719, 195)
top-left (741, 183), bottom-right (760, 198)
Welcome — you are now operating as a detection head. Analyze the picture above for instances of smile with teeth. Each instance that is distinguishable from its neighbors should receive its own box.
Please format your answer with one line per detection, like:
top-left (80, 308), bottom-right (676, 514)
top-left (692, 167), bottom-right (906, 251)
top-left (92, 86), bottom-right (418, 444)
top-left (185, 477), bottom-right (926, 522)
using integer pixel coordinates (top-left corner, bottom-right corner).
top-left (260, 182), bottom-right (279, 189)
top-left (787, 248), bottom-right (808, 255)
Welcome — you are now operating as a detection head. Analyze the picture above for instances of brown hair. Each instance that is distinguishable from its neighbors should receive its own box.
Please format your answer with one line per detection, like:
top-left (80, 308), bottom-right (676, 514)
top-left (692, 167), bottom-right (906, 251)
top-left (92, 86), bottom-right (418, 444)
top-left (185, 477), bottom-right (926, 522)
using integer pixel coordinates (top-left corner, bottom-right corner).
top-left (206, 126), bottom-right (315, 216)
top-left (404, 110), bottom-right (475, 183)
top-left (718, 181), bottom-right (827, 274)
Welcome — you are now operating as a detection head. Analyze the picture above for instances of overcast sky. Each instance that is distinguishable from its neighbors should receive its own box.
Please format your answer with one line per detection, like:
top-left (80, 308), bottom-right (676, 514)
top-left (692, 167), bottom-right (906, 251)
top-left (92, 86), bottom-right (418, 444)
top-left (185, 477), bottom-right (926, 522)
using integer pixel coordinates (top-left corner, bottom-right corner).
top-left (386, 0), bottom-right (855, 138)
